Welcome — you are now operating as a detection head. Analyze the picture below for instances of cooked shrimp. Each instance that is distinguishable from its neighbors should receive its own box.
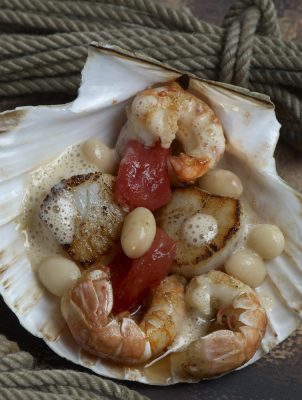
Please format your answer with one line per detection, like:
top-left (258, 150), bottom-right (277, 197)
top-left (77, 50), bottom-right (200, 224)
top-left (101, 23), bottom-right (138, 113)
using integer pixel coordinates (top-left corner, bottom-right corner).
top-left (171, 270), bottom-right (267, 378)
top-left (61, 266), bottom-right (186, 364)
top-left (117, 82), bottom-right (225, 182)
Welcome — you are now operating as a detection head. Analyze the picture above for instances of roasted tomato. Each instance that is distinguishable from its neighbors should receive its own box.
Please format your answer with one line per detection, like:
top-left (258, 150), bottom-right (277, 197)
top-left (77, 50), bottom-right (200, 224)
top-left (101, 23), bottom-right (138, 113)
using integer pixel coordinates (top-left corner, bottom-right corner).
top-left (115, 140), bottom-right (171, 211)
top-left (110, 228), bottom-right (176, 313)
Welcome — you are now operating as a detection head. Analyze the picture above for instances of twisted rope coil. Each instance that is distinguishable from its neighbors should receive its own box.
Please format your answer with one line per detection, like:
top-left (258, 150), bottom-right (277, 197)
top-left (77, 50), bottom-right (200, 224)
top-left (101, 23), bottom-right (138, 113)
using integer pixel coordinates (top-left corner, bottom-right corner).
top-left (0, 0), bottom-right (301, 148)
top-left (0, 1), bottom-right (300, 397)
top-left (0, 335), bottom-right (149, 400)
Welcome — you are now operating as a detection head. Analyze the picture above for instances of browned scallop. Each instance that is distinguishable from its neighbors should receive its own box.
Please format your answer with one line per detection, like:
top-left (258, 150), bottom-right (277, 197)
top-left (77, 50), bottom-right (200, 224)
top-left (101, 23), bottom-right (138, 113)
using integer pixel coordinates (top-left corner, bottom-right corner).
top-left (40, 172), bottom-right (126, 267)
top-left (155, 187), bottom-right (245, 277)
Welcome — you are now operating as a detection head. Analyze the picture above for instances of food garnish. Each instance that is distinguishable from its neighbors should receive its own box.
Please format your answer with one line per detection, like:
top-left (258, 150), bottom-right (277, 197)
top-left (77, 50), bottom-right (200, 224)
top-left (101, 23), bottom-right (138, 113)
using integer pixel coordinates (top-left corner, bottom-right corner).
top-left (36, 81), bottom-right (286, 381)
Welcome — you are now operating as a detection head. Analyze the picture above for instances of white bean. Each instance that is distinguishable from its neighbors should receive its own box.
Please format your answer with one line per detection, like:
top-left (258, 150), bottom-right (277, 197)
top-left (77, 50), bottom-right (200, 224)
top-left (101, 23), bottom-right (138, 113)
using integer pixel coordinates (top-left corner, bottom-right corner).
top-left (121, 207), bottom-right (156, 258)
top-left (38, 256), bottom-right (81, 297)
top-left (225, 249), bottom-right (266, 288)
top-left (248, 224), bottom-right (285, 260)
top-left (82, 138), bottom-right (118, 174)
top-left (197, 169), bottom-right (243, 198)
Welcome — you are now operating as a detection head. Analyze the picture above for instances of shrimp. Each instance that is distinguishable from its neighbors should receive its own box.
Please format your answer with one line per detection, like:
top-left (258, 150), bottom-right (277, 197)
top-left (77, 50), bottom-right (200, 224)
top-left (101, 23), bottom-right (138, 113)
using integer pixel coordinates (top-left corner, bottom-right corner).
top-left (171, 270), bottom-right (267, 379)
top-left (61, 266), bottom-right (186, 364)
top-left (117, 82), bottom-right (225, 182)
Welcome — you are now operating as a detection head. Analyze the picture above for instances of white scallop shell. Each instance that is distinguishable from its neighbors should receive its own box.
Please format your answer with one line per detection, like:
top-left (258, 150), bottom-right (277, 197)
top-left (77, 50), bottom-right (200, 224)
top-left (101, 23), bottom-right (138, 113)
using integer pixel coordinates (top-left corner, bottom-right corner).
top-left (0, 44), bottom-right (301, 385)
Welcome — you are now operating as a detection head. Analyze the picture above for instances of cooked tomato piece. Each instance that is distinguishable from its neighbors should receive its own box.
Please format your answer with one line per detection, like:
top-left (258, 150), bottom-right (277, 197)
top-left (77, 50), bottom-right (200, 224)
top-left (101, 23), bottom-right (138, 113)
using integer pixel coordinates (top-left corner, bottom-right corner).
top-left (115, 140), bottom-right (171, 211)
top-left (110, 228), bottom-right (176, 313)
top-left (109, 252), bottom-right (132, 290)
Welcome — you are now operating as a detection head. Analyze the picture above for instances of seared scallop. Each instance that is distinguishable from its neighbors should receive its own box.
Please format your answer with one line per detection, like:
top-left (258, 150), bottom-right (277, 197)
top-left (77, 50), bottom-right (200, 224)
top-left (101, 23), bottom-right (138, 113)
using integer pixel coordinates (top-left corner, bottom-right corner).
top-left (155, 187), bottom-right (245, 277)
top-left (40, 172), bottom-right (125, 267)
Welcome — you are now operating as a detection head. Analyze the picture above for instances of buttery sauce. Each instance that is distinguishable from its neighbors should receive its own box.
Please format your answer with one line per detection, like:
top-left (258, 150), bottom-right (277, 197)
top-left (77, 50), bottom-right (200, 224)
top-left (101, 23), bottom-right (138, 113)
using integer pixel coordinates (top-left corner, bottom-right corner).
top-left (143, 355), bottom-right (172, 384)
top-left (19, 141), bottom-right (212, 381)
top-left (21, 143), bottom-right (97, 271)
top-left (19, 139), bottom-right (276, 382)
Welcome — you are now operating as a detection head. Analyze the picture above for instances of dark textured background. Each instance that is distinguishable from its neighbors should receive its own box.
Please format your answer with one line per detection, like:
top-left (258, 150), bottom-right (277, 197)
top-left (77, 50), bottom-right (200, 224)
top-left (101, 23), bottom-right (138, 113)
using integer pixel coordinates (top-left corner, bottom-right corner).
top-left (0, 1), bottom-right (301, 399)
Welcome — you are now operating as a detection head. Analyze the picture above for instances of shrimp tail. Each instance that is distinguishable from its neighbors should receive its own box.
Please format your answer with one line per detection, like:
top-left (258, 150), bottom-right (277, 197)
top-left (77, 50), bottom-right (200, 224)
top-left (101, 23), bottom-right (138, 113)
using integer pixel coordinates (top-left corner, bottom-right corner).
top-left (171, 271), bottom-right (267, 379)
top-left (169, 153), bottom-right (210, 182)
top-left (61, 267), bottom-right (186, 365)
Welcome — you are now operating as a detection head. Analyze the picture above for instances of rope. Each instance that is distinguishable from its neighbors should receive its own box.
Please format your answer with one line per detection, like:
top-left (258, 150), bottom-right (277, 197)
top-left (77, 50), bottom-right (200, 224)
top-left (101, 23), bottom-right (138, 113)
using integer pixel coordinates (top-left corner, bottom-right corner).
top-left (0, 335), bottom-right (149, 400)
top-left (0, 3), bottom-right (301, 397)
top-left (0, 0), bottom-right (301, 149)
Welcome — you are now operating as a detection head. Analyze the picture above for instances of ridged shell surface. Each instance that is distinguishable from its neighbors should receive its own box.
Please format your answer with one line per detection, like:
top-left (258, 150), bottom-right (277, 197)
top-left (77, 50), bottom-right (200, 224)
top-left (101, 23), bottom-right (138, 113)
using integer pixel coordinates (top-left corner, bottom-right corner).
top-left (0, 44), bottom-right (301, 385)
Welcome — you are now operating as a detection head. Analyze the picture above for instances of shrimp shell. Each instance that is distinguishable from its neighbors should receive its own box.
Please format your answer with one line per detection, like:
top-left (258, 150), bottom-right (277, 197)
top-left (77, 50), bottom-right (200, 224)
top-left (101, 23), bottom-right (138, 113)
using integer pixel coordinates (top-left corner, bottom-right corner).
top-left (171, 270), bottom-right (267, 378)
top-left (61, 266), bottom-right (186, 365)
top-left (117, 82), bottom-right (225, 182)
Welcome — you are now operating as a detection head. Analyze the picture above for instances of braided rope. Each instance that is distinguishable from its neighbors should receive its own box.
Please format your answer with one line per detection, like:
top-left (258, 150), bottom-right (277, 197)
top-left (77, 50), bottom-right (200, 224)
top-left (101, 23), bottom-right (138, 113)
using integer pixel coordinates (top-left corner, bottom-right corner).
top-left (0, 9), bottom-right (119, 32)
top-left (223, 0), bottom-right (280, 37)
top-left (233, 6), bottom-right (261, 86)
top-left (250, 82), bottom-right (302, 120)
top-left (0, 76), bottom-right (80, 96)
top-left (0, 336), bottom-right (19, 358)
top-left (0, 0), bottom-right (175, 31)
top-left (0, 352), bottom-right (34, 372)
top-left (0, 3), bottom-right (301, 398)
top-left (0, 335), bottom-right (149, 399)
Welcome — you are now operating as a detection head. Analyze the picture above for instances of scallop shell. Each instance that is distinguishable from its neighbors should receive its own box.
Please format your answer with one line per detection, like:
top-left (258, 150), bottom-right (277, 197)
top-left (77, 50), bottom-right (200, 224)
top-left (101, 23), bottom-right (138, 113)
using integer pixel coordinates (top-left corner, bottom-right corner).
top-left (0, 44), bottom-right (301, 385)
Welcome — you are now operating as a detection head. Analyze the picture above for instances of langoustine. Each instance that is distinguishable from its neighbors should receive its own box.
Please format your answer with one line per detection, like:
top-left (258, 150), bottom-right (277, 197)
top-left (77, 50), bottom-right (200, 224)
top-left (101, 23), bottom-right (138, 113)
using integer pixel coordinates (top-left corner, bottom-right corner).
top-left (61, 267), bottom-right (267, 377)
top-left (171, 270), bottom-right (267, 379)
top-left (61, 266), bottom-right (186, 364)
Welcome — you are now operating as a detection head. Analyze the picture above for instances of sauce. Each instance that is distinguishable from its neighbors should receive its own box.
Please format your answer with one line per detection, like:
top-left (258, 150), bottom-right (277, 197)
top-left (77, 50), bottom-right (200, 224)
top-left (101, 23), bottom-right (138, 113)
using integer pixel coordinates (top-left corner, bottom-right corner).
top-left (143, 355), bottom-right (172, 384)
top-left (181, 213), bottom-right (218, 247)
top-left (20, 143), bottom-right (97, 271)
top-left (19, 139), bottom-right (277, 383)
